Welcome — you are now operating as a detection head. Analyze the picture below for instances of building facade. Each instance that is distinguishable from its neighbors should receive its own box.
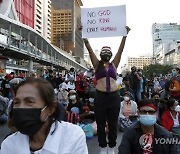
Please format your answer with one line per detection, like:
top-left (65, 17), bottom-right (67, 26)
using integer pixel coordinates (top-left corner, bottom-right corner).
top-left (152, 23), bottom-right (180, 66)
top-left (152, 23), bottom-right (180, 56)
top-left (128, 56), bottom-right (153, 70)
top-left (13, 0), bottom-right (35, 28)
top-left (34, 0), bottom-right (51, 41)
top-left (51, 0), bottom-right (83, 58)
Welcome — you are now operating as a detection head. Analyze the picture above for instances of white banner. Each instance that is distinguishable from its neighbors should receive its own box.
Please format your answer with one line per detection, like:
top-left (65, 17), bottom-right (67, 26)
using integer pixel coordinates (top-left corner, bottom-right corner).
top-left (81, 5), bottom-right (126, 38)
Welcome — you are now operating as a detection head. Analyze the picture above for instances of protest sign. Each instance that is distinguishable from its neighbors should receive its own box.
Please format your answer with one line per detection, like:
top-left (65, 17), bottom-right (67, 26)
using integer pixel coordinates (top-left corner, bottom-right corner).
top-left (81, 5), bottom-right (126, 38)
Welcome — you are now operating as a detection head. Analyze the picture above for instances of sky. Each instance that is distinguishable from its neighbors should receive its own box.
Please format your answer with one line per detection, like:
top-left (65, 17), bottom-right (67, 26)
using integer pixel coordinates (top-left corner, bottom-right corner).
top-left (81, 0), bottom-right (180, 72)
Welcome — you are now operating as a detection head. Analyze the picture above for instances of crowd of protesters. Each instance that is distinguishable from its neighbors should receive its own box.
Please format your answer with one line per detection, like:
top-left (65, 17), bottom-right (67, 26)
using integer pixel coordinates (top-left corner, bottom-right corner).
top-left (0, 66), bottom-right (179, 154)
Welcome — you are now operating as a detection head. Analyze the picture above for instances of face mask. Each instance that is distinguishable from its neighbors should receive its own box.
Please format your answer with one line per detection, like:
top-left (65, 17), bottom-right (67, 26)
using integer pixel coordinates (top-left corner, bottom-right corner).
top-left (154, 99), bottom-right (159, 104)
top-left (175, 105), bottom-right (180, 112)
top-left (124, 96), bottom-right (130, 102)
top-left (172, 71), bottom-right (177, 76)
top-left (138, 72), bottom-right (142, 75)
top-left (100, 54), bottom-right (111, 62)
top-left (122, 84), bottom-right (125, 88)
top-left (12, 106), bottom-right (47, 136)
top-left (139, 115), bottom-right (157, 126)
top-left (89, 98), bottom-right (94, 103)
top-left (69, 95), bottom-right (76, 100)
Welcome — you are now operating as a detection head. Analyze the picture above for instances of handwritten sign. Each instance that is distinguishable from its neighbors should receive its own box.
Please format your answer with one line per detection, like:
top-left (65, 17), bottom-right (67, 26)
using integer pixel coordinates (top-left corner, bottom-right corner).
top-left (81, 5), bottom-right (126, 38)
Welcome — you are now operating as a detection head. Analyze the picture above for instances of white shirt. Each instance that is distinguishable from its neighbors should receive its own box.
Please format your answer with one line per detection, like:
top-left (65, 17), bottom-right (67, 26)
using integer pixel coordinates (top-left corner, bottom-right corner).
top-left (116, 76), bottom-right (123, 86)
top-left (67, 82), bottom-right (75, 90)
top-left (0, 121), bottom-right (88, 154)
top-left (170, 112), bottom-right (180, 128)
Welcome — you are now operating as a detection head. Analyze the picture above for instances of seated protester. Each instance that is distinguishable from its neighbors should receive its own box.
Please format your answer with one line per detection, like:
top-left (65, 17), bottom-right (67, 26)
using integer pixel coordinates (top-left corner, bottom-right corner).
top-left (119, 81), bottom-right (134, 102)
top-left (76, 72), bottom-right (88, 103)
top-left (1, 78), bottom-right (88, 154)
top-left (66, 90), bottom-right (89, 123)
top-left (82, 93), bottom-right (96, 123)
top-left (118, 99), bottom-right (178, 154)
top-left (57, 84), bottom-right (69, 107)
top-left (151, 92), bottom-right (167, 124)
top-left (118, 92), bottom-right (138, 131)
top-left (161, 99), bottom-right (180, 135)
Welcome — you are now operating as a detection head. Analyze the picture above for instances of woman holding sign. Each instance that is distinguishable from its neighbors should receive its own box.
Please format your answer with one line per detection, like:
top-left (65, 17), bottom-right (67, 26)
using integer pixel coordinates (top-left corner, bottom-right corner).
top-left (83, 26), bottom-right (130, 154)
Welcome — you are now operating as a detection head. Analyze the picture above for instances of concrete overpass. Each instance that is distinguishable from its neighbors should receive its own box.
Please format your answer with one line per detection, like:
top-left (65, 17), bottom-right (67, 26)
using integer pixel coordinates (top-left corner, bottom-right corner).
top-left (0, 14), bottom-right (88, 73)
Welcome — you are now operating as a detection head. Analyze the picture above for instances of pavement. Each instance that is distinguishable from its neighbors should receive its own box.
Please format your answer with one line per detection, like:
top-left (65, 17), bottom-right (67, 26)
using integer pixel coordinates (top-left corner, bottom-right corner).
top-left (0, 123), bottom-right (124, 154)
top-left (87, 131), bottom-right (123, 154)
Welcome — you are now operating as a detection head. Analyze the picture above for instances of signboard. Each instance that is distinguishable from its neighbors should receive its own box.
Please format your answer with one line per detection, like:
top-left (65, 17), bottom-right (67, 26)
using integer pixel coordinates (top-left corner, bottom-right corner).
top-left (81, 5), bottom-right (126, 38)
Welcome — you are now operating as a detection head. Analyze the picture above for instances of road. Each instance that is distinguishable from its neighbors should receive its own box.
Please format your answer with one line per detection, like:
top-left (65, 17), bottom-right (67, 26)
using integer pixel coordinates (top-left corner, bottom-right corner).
top-left (0, 123), bottom-right (123, 154)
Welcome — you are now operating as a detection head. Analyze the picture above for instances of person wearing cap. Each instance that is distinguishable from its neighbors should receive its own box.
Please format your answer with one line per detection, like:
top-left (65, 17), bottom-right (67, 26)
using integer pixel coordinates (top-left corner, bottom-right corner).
top-left (83, 26), bottom-right (130, 154)
top-left (118, 92), bottom-right (138, 131)
top-left (57, 83), bottom-right (69, 107)
top-left (161, 99), bottom-right (180, 135)
top-left (66, 90), bottom-right (90, 122)
top-left (118, 99), bottom-right (179, 154)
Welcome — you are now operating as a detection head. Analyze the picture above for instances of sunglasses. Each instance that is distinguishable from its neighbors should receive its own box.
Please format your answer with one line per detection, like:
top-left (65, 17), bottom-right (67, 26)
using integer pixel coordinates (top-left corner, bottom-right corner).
top-left (139, 110), bottom-right (156, 115)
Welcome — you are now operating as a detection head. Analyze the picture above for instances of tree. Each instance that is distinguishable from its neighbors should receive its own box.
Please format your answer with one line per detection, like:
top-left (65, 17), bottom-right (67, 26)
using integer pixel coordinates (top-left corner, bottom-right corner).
top-left (143, 64), bottom-right (173, 78)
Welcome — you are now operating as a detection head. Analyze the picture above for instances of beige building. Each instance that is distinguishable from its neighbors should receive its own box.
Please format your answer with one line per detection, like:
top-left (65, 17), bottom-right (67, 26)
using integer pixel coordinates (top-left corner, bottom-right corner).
top-left (51, 0), bottom-right (83, 58)
top-left (128, 56), bottom-right (153, 70)
top-left (34, 0), bottom-right (51, 41)
top-left (51, 9), bottom-right (72, 51)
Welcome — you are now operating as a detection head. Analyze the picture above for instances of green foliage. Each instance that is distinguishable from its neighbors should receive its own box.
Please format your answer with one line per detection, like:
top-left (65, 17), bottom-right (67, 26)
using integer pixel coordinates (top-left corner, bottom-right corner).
top-left (143, 64), bottom-right (173, 78)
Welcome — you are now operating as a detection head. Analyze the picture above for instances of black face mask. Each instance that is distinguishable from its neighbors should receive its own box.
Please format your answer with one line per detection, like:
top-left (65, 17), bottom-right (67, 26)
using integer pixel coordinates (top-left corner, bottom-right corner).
top-left (12, 106), bottom-right (47, 136)
top-left (154, 99), bottom-right (160, 105)
top-left (100, 54), bottom-right (111, 62)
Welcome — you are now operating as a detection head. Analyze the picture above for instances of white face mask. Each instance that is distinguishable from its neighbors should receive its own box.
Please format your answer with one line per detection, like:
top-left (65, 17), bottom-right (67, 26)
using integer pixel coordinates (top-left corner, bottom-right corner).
top-left (175, 105), bottom-right (180, 112)
top-left (122, 84), bottom-right (125, 88)
top-left (69, 95), bottom-right (76, 100)
top-left (124, 96), bottom-right (130, 102)
top-left (89, 98), bottom-right (94, 103)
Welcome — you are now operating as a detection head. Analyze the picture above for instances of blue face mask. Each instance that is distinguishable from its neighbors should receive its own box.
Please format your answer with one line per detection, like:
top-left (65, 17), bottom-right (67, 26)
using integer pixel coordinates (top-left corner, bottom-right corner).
top-left (139, 115), bottom-right (157, 126)
top-left (172, 71), bottom-right (177, 76)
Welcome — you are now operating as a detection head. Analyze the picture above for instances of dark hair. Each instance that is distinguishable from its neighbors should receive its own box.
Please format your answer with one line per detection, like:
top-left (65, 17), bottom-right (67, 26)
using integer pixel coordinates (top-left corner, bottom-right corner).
top-left (70, 67), bottom-right (74, 72)
top-left (175, 67), bottom-right (180, 73)
top-left (68, 91), bottom-right (79, 100)
top-left (15, 77), bottom-right (59, 120)
top-left (166, 99), bottom-right (176, 110)
top-left (151, 92), bottom-right (160, 98)
top-left (138, 99), bottom-right (157, 110)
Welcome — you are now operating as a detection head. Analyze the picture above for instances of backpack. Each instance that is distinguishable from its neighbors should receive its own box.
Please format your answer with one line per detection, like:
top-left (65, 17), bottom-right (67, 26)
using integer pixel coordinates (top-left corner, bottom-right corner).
top-left (79, 123), bottom-right (94, 139)
top-left (66, 112), bottom-right (80, 124)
